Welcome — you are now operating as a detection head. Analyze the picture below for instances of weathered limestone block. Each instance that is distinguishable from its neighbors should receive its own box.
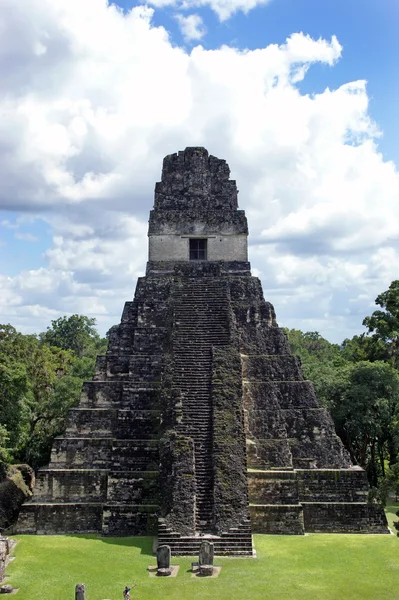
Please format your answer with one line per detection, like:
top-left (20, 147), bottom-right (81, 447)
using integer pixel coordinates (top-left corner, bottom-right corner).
top-left (245, 409), bottom-right (288, 439)
top-left (118, 386), bottom-right (160, 411)
top-left (248, 471), bottom-right (299, 505)
top-left (116, 410), bottom-right (161, 439)
top-left (302, 502), bottom-right (388, 533)
top-left (93, 355), bottom-right (107, 380)
top-left (110, 440), bottom-right (159, 472)
top-left (246, 438), bottom-right (293, 469)
top-left (250, 504), bottom-right (304, 535)
top-left (132, 327), bottom-right (168, 353)
top-left (107, 323), bottom-right (136, 354)
top-left (146, 261), bottom-right (251, 277)
top-left (65, 408), bottom-right (115, 438)
top-left (285, 408), bottom-right (350, 468)
top-left (33, 470), bottom-right (107, 503)
top-left (242, 355), bottom-right (304, 382)
top-left (17, 504), bottom-right (103, 534)
top-left (297, 469), bottom-right (369, 502)
top-left (149, 207), bottom-right (247, 236)
top-left (238, 324), bottom-right (291, 355)
top-left (80, 382), bottom-right (160, 411)
top-left (228, 275), bottom-right (269, 305)
top-left (49, 438), bottom-right (112, 469)
top-left (80, 381), bottom-right (123, 408)
top-left (102, 504), bottom-right (158, 536)
top-left (284, 408), bottom-right (338, 440)
top-left (128, 355), bottom-right (162, 382)
top-left (153, 148), bottom-right (238, 211)
top-left (106, 471), bottom-right (159, 504)
top-left (121, 300), bottom-right (138, 323)
top-left (103, 355), bottom-right (130, 378)
top-left (244, 381), bottom-right (319, 411)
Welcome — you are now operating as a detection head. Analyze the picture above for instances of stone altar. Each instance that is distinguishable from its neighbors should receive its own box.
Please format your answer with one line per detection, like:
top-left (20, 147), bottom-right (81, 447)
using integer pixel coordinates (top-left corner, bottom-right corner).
top-left (16, 147), bottom-right (388, 553)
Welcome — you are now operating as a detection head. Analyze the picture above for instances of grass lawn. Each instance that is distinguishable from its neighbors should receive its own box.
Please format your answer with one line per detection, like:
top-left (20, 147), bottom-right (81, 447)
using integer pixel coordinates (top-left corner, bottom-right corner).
top-left (5, 508), bottom-right (399, 600)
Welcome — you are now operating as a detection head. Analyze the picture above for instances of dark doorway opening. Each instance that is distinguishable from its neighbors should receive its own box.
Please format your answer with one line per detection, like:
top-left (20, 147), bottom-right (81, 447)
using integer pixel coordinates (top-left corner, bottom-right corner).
top-left (189, 238), bottom-right (207, 260)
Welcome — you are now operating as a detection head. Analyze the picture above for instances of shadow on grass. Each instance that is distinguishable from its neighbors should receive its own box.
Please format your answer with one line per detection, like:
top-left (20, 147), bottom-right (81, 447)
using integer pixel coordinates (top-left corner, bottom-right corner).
top-left (63, 534), bottom-right (154, 556)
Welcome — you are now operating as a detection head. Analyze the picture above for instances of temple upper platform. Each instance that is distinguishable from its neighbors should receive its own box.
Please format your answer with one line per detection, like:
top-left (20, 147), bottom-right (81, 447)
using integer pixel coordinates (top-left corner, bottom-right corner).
top-left (148, 147), bottom-right (248, 266)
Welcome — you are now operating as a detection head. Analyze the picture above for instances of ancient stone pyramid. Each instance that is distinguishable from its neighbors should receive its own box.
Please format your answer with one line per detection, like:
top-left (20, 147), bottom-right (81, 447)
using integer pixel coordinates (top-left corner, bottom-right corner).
top-left (17, 147), bottom-right (388, 554)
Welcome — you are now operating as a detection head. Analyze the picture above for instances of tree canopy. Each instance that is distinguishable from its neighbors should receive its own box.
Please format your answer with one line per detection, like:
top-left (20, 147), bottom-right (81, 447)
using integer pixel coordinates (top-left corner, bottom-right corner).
top-left (0, 316), bottom-right (107, 470)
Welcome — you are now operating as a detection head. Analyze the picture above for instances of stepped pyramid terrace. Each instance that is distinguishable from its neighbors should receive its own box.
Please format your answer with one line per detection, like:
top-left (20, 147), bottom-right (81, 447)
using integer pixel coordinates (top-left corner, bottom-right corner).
top-left (16, 147), bottom-right (388, 554)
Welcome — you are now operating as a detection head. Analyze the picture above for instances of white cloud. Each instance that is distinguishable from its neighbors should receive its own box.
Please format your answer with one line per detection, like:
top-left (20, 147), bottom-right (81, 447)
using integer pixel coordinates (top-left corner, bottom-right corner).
top-left (145, 0), bottom-right (272, 21)
top-left (175, 13), bottom-right (206, 41)
top-left (0, 0), bottom-right (397, 342)
top-left (15, 232), bottom-right (39, 242)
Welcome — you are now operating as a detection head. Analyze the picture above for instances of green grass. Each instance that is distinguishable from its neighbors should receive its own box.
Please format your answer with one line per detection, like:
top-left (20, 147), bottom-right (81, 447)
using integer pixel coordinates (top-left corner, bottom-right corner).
top-left (5, 512), bottom-right (399, 600)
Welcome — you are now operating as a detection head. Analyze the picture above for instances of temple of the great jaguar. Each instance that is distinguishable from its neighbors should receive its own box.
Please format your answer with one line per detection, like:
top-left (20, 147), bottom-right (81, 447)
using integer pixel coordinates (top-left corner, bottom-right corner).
top-left (16, 147), bottom-right (389, 554)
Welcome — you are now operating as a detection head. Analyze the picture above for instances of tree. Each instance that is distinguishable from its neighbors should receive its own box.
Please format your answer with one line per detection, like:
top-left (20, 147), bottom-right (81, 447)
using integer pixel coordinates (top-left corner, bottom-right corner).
top-left (0, 324), bottom-right (81, 468)
top-left (0, 425), bottom-right (12, 469)
top-left (341, 334), bottom-right (388, 364)
top-left (0, 317), bottom-right (109, 470)
top-left (362, 280), bottom-right (399, 368)
top-left (330, 361), bottom-right (399, 486)
top-left (40, 314), bottom-right (105, 358)
top-left (285, 329), bottom-right (348, 407)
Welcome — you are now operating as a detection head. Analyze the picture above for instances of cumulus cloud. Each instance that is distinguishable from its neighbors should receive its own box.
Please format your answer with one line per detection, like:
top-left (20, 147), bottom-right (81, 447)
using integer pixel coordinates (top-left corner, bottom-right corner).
top-left (144, 0), bottom-right (272, 21)
top-left (0, 0), bottom-right (398, 342)
top-left (175, 13), bottom-right (206, 41)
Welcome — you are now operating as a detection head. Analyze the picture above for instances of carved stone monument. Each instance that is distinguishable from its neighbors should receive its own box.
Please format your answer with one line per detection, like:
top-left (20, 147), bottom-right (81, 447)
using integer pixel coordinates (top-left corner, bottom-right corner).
top-left (0, 539), bottom-right (7, 583)
top-left (156, 544), bottom-right (172, 576)
top-left (16, 147), bottom-right (389, 554)
top-left (75, 584), bottom-right (85, 600)
top-left (199, 540), bottom-right (214, 576)
top-left (0, 585), bottom-right (13, 594)
top-left (0, 537), bottom-right (11, 587)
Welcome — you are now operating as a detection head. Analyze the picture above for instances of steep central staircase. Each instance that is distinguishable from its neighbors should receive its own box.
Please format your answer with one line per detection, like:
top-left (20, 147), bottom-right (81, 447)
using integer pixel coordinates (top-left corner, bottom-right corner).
top-left (158, 277), bottom-right (253, 555)
top-left (173, 278), bottom-right (230, 532)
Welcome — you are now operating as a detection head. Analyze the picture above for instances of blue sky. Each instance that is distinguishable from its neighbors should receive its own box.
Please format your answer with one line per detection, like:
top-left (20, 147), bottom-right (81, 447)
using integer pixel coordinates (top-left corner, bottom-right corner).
top-left (0, 0), bottom-right (398, 342)
top-left (120, 0), bottom-right (399, 163)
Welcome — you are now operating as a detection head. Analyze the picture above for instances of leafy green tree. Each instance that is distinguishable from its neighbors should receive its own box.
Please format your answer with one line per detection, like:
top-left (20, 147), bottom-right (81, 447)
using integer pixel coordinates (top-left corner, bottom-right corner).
top-left (362, 280), bottom-right (399, 368)
top-left (40, 314), bottom-right (106, 358)
top-left (0, 325), bottom-right (31, 453)
top-left (285, 329), bottom-right (348, 407)
top-left (21, 343), bottom-right (76, 466)
top-left (0, 325), bottom-right (81, 467)
top-left (0, 425), bottom-right (12, 469)
top-left (330, 361), bottom-right (399, 486)
top-left (341, 334), bottom-right (388, 364)
top-left (378, 463), bottom-right (399, 505)
top-left (0, 317), bottom-right (109, 470)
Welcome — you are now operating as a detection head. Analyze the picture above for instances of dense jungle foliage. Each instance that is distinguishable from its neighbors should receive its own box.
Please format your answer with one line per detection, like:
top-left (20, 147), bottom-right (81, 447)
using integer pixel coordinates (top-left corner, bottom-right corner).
top-left (1, 281), bottom-right (399, 502)
top-left (0, 315), bottom-right (107, 470)
top-left (286, 279), bottom-right (399, 499)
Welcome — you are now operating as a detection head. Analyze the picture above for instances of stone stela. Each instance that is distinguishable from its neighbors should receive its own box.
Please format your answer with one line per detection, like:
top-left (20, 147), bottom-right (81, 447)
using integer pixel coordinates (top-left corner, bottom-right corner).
top-left (156, 545), bottom-right (172, 576)
top-left (75, 584), bottom-right (85, 600)
top-left (16, 147), bottom-right (388, 554)
top-left (199, 540), bottom-right (214, 576)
